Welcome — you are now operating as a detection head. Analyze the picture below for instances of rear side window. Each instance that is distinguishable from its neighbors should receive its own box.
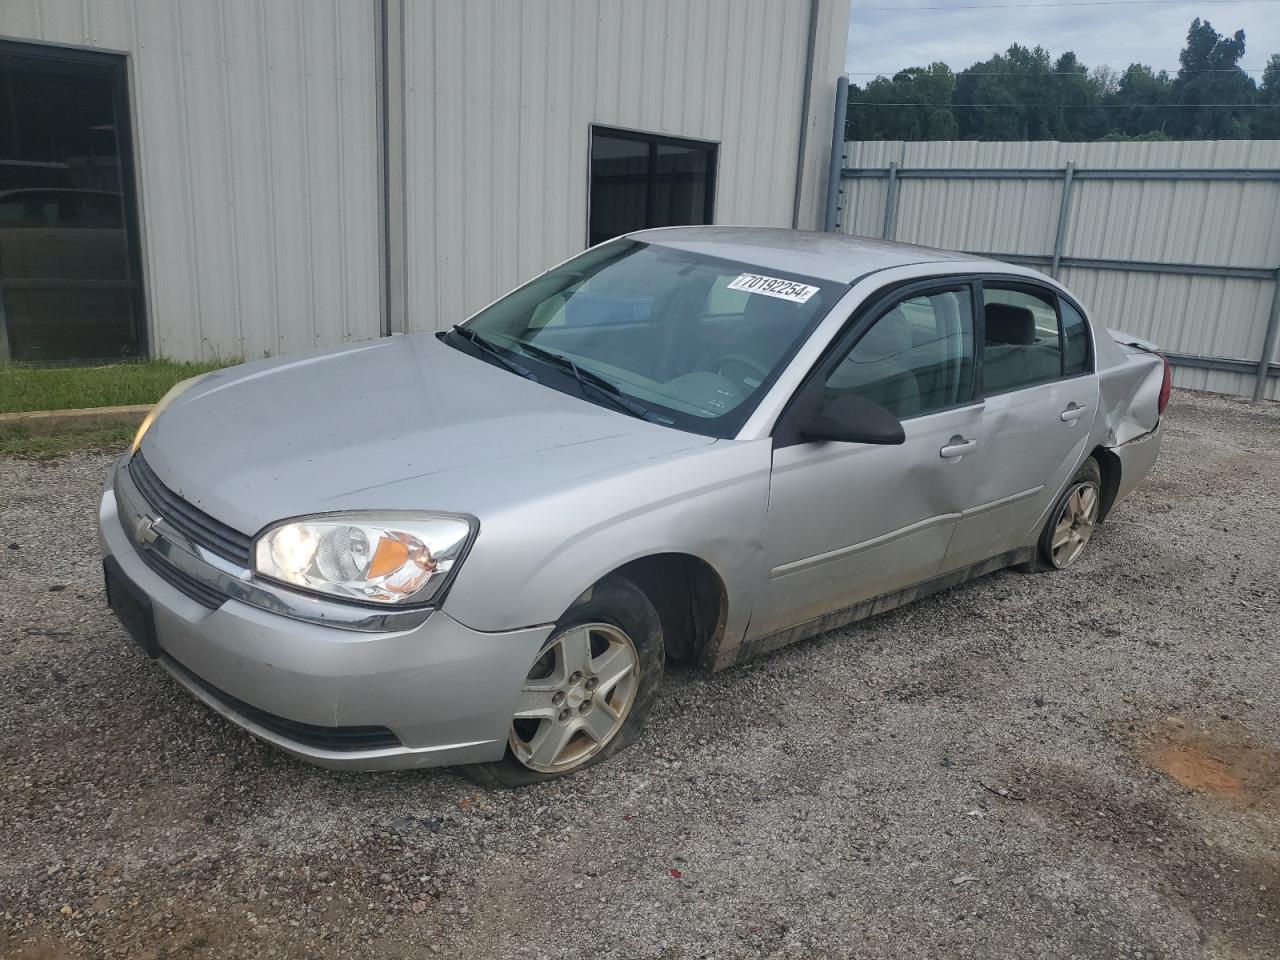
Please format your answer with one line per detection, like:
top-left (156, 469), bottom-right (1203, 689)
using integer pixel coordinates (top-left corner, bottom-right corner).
top-left (982, 286), bottom-right (1062, 394)
top-left (1060, 299), bottom-right (1091, 376)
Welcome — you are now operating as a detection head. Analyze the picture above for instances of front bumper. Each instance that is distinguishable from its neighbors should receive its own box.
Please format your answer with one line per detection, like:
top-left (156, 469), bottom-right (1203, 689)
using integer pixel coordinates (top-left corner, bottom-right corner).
top-left (98, 464), bottom-right (552, 770)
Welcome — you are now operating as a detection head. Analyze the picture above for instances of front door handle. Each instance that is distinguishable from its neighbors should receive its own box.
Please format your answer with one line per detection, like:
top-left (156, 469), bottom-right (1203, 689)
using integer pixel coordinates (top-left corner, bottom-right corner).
top-left (1060, 403), bottom-right (1088, 423)
top-left (940, 436), bottom-right (977, 459)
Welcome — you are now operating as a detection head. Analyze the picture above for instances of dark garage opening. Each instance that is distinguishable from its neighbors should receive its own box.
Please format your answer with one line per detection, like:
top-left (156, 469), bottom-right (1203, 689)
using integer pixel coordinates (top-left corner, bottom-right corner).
top-left (588, 126), bottom-right (717, 247)
top-left (0, 40), bottom-right (145, 364)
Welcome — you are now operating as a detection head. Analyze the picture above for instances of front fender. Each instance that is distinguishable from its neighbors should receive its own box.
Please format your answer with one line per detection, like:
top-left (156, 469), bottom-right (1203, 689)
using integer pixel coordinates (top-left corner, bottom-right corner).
top-left (439, 439), bottom-right (773, 654)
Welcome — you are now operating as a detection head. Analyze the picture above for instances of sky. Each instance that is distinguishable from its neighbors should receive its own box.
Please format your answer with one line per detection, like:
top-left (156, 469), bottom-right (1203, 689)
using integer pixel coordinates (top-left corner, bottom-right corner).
top-left (845, 0), bottom-right (1280, 82)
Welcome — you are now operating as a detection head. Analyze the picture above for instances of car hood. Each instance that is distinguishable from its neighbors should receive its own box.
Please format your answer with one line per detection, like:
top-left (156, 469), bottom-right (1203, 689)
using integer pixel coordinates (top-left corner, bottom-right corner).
top-left (140, 334), bottom-right (715, 535)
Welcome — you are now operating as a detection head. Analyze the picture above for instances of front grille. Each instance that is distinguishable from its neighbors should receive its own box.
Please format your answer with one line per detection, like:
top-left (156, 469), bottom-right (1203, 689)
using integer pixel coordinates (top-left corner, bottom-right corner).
top-left (138, 546), bottom-right (229, 610)
top-left (173, 660), bottom-right (403, 752)
top-left (129, 453), bottom-right (253, 566)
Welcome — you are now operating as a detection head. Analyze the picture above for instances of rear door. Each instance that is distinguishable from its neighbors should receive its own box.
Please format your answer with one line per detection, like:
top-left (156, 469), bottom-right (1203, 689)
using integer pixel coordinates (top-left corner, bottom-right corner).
top-left (749, 281), bottom-right (982, 642)
top-left (941, 281), bottom-right (1099, 572)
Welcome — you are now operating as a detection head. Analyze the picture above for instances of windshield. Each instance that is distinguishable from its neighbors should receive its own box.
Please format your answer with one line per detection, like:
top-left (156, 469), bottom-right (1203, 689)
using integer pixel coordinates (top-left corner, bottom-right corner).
top-left (449, 240), bottom-right (845, 437)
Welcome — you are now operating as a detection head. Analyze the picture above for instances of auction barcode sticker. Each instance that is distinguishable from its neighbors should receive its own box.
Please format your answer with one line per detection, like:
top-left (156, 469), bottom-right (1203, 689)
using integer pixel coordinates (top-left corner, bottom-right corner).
top-left (726, 273), bottom-right (819, 305)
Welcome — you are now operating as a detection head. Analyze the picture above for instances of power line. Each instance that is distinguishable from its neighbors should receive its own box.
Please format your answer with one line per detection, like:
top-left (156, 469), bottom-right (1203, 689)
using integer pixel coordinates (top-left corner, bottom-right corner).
top-left (859, 0), bottom-right (1280, 9)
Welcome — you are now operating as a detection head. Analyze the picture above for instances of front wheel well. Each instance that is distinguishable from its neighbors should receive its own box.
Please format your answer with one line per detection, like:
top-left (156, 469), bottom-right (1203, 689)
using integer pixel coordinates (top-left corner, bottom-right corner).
top-left (1091, 445), bottom-right (1121, 521)
top-left (597, 554), bottom-right (728, 665)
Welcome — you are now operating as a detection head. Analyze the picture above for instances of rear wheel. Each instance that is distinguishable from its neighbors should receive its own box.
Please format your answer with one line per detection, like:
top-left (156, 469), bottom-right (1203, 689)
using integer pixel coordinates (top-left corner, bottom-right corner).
top-left (1025, 458), bottom-right (1102, 572)
top-left (464, 576), bottom-right (664, 788)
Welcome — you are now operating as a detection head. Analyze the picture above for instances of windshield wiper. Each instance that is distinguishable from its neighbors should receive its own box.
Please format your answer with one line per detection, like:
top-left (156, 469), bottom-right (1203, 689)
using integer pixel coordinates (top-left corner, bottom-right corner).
top-left (509, 340), bottom-right (669, 424)
top-left (449, 326), bottom-right (539, 381)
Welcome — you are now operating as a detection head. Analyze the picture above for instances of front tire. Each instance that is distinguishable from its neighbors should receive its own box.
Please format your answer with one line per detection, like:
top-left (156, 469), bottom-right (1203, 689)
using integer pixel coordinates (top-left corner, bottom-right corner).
top-left (464, 576), bottom-right (664, 788)
top-left (1024, 457), bottom-right (1102, 572)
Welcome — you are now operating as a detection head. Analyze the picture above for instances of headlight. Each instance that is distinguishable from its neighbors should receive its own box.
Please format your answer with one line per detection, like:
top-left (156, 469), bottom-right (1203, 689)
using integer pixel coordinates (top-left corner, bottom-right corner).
top-left (132, 374), bottom-right (208, 454)
top-left (253, 514), bottom-right (474, 606)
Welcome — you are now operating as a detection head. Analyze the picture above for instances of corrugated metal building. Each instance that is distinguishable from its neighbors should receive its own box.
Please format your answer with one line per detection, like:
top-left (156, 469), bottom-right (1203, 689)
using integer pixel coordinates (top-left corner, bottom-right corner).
top-left (836, 140), bottom-right (1280, 401)
top-left (0, 0), bottom-right (850, 365)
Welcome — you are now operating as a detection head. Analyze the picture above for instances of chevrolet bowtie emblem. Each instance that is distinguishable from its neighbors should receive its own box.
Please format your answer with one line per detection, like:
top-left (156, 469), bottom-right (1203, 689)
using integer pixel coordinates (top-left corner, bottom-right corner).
top-left (132, 514), bottom-right (161, 547)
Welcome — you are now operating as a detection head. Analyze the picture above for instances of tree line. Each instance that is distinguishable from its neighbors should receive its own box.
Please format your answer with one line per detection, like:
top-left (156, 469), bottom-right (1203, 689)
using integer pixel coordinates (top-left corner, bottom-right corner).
top-left (847, 18), bottom-right (1280, 141)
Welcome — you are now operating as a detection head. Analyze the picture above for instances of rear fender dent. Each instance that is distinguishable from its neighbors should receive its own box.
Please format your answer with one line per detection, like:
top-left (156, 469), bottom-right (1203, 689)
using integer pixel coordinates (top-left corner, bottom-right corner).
top-left (1107, 423), bottom-right (1163, 513)
top-left (1099, 346), bottom-right (1164, 446)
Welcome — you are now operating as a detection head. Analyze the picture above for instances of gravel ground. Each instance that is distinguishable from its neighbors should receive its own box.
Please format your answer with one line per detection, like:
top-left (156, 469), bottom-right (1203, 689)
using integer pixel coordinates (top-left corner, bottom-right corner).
top-left (1, 388), bottom-right (1278, 960)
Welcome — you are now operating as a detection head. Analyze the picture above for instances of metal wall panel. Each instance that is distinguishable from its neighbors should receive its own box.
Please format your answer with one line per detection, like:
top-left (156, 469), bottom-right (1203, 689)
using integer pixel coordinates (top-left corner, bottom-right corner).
top-left (0, 0), bottom-right (383, 361)
top-left (401, 0), bottom-right (851, 333)
top-left (840, 139), bottom-right (1280, 400)
top-left (1, 0), bottom-right (849, 360)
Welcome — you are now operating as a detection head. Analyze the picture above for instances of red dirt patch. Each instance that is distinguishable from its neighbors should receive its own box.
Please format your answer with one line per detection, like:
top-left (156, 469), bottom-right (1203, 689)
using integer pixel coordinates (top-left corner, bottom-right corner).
top-left (1141, 717), bottom-right (1280, 806)
top-left (1151, 744), bottom-right (1245, 794)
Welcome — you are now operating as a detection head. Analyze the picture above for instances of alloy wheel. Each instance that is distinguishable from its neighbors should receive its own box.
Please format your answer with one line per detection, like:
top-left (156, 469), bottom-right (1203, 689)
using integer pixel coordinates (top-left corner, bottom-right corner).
top-left (508, 622), bottom-right (640, 774)
top-left (1050, 481), bottom-right (1100, 568)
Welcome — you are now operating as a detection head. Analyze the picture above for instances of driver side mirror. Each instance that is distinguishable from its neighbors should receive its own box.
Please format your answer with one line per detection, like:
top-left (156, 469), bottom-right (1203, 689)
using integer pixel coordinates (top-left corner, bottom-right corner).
top-left (799, 394), bottom-right (905, 445)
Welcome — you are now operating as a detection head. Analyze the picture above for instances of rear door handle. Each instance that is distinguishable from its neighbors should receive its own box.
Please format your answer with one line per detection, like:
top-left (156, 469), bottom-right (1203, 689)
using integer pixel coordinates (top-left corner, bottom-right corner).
top-left (1060, 403), bottom-right (1088, 423)
top-left (940, 436), bottom-right (977, 459)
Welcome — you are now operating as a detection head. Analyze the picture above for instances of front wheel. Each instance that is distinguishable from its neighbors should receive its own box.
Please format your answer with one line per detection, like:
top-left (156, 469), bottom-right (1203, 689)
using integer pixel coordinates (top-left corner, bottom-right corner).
top-left (1024, 457), bottom-right (1102, 572)
top-left (464, 576), bottom-right (664, 787)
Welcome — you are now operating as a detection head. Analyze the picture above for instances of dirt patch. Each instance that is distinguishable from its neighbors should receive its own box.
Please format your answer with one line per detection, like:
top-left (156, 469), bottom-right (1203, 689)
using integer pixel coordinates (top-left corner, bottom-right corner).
top-left (1014, 716), bottom-right (1280, 958)
top-left (1155, 744), bottom-right (1244, 794)
top-left (1020, 758), bottom-right (1280, 958)
top-left (1142, 718), bottom-right (1280, 808)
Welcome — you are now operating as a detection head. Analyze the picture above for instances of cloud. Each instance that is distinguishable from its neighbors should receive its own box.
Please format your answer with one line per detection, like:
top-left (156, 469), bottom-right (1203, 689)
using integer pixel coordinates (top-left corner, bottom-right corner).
top-left (845, 2), bottom-right (1280, 79)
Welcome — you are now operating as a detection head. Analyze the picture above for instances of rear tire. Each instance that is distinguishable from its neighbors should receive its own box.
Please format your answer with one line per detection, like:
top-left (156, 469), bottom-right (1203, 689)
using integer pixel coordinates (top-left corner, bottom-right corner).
top-left (1022, 457), bottom-right (1102, 573)
top-left (462, 575), bottom-right (664, 788)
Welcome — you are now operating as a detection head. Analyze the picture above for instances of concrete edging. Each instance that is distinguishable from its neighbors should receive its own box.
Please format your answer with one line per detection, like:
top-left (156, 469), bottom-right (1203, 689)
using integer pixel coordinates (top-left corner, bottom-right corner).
top-left (0, 404), bottom-right (152, 436)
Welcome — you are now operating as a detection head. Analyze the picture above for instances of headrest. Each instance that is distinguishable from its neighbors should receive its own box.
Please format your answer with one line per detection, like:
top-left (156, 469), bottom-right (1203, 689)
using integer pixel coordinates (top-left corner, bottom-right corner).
top-left (856, 308), bottom-right (912, 360)
top-left (986, 303), bottom-right (1035, 345)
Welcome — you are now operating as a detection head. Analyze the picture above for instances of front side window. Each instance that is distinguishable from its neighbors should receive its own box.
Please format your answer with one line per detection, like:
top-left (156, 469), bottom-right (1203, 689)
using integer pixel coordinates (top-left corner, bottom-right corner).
top-left (450, 241), bottom-right (843, 438)
top-left (982, 286), bottom-right (1063, 394)
top-left (588, 127), bottom-right (716, 247)
top-left (825, 288), bottom-right (975, 419)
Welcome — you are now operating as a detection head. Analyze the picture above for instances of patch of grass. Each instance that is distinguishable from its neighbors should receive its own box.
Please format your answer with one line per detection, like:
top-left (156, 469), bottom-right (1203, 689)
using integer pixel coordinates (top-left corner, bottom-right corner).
top-left (0, 423), bottom-right (135, 459)
top-left (0, 359), bottom-right (238, 414)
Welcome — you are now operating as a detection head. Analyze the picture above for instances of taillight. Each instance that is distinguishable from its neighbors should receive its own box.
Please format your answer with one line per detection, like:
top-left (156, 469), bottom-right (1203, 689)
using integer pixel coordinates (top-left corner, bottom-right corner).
top-left (1157, 354), bottom-right (1172, 415)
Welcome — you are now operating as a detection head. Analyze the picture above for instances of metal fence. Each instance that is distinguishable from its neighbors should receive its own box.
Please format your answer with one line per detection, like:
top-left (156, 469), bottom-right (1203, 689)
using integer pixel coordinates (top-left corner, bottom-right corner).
top-left (824, 132), bottom-right (1280, 402)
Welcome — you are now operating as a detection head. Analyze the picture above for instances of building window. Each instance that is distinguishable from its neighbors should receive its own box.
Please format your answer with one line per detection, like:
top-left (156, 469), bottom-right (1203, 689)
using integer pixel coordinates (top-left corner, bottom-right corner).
top-left (0, 40), bottom-right (145, 363)
top-left (588, 126), bottom-right (716, 247)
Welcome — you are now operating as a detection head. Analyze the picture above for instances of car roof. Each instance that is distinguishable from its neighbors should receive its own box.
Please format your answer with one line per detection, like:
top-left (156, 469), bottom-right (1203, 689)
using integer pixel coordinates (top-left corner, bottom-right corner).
top-left (625, 225), bottom-right (1010, 284)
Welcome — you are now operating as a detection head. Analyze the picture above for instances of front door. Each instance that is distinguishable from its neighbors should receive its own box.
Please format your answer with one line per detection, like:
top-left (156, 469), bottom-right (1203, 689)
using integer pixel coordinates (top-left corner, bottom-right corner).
top-left (748, 283), bottom-right (981, 642)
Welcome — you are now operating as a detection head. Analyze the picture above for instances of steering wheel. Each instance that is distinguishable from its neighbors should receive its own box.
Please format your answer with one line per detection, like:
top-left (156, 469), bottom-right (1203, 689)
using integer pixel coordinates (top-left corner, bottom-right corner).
top-left (714, 353), bottom-right (771, 391)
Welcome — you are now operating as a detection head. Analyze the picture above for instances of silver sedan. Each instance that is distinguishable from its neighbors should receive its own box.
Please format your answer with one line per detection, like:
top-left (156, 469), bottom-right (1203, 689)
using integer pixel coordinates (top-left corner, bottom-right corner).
top-left (98, 228), bottom-right (1168, 785)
